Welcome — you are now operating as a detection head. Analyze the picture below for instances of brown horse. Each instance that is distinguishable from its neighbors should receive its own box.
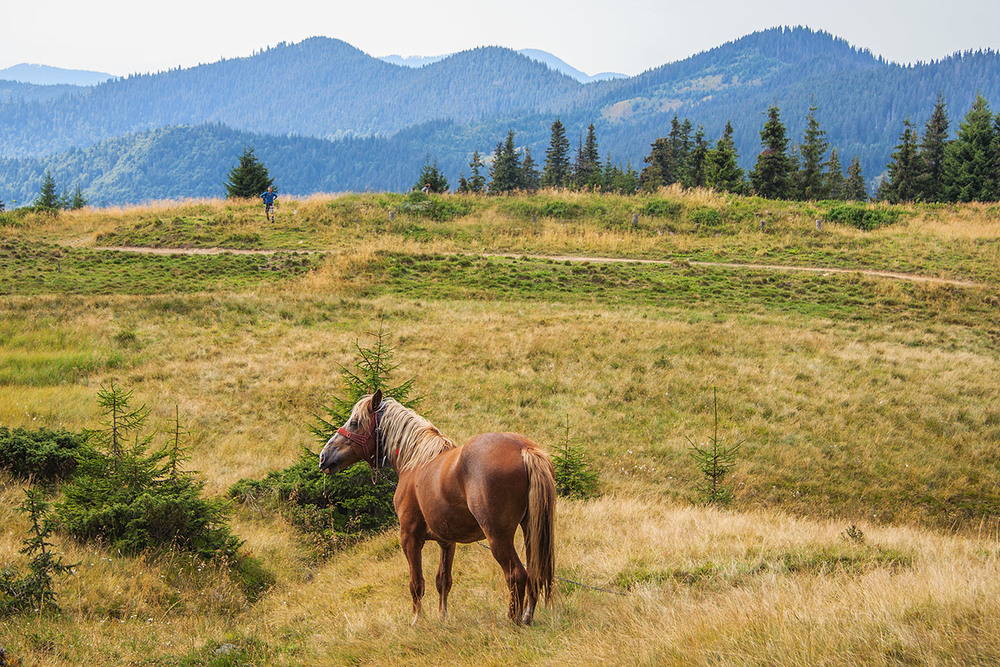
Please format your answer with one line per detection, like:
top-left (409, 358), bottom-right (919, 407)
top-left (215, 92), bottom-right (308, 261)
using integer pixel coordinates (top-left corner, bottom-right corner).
top-left (318, 390), bottom-right (555, 624)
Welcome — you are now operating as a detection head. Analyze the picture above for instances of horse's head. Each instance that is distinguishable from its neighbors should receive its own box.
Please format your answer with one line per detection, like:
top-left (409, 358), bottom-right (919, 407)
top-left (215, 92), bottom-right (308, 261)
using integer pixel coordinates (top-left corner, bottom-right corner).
top-left (319, 390), bottom-right (383, 474)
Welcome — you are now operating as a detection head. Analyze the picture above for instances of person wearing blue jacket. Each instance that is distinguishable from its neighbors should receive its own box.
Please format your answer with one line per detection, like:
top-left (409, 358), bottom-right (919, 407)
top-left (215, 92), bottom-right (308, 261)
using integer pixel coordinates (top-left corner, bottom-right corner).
top-left (260, 186), bottom-right (277, 222)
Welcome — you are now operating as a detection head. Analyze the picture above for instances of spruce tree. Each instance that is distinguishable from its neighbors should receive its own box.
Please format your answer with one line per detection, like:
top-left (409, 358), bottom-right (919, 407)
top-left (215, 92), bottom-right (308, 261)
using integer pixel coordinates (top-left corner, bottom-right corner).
top-left (413, 160), bottom-right (449, 193)
top-left (918, 93), bottom-right (950, 202)
top-left (542, 119), bottom-right (571, 188)
top-left (521, 147), bottom-right (541, 192)
top-left (678, 118), bottom-right (694, 187)
top-left (688, 126), bottom-right (709, 188)
top-left (797, 103), bottom-right (830, 200)
top-left (488, 131), bottom-right (523, 194)
top-left (943, 94), bottom-right (998, 202)
top-left (880, 119), bottom-right (921, 203)
top-left (575, 123), bottom-right (602, 189)
top-left (467, 150), bottom-right (487, 193)
top-left (35, 170), bottom-right (61, 211)
top-left (845, 156), bottom-right (868, 201)
top-left (750, 106), bottom-right (794, 199)
top-left (705, 121), bottom-right (745, 194)
top-left (825, 148), bottom-right (845, 200)
top-left (69, 184), bottom-right (88, 210)
top-left (224, 147), bottom-right (274, 199)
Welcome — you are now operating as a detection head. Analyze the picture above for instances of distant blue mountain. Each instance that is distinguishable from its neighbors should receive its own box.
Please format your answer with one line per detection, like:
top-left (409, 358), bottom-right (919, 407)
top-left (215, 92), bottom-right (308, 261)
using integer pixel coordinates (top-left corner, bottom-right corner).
top-left (379, 48), bottom-right (626, 83)
top-left (3, 27), bottom-right (1000, 205)
top-left (516, 49), bottom-right (626, 83)
top-left (0, 63), bottom-right (113, 86)
top-left (379, 54), bottom-right (449, 68)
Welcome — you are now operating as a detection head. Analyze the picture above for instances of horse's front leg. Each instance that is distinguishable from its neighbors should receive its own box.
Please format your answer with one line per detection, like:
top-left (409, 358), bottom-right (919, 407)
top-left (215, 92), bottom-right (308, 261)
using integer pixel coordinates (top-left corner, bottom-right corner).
top-left (435, 541), bottom-right (456, 619)
top-left (400, 526), bottom-right (426, 624)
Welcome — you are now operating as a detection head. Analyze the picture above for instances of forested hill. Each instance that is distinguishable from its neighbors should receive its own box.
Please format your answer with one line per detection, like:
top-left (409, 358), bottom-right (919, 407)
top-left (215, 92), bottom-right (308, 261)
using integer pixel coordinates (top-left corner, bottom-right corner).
top-left (0, 122), bottom-right (469, 206)
top-left (0, 38), bottom-right (584, 158)
top-left (3, 27), bottom-right (1000, 205)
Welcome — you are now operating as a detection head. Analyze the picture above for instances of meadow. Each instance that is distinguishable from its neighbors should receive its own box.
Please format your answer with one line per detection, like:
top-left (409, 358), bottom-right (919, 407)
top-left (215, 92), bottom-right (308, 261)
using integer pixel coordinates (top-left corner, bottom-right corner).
top-left (1, 188), bottom-right (999, 665)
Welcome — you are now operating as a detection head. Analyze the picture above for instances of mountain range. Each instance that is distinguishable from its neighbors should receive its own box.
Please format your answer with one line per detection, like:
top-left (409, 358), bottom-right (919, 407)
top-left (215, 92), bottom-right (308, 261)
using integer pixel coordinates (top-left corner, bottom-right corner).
top-left (2, 27), bottom-right (999, 206)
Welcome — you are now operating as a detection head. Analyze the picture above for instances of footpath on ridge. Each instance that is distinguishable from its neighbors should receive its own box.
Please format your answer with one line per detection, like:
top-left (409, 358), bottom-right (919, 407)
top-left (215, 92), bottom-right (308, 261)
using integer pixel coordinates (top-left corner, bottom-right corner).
top-left (92, 246), bottom-right (985, 289)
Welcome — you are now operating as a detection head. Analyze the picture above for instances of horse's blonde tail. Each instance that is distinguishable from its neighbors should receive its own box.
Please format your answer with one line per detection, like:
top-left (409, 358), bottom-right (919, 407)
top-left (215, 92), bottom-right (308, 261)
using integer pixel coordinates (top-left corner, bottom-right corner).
top-left (522, 445), bottom-right (556, 605)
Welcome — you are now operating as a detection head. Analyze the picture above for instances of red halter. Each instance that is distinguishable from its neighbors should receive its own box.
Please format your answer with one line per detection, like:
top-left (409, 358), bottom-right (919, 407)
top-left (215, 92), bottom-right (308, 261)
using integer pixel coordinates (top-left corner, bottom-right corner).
top-left (337, 407), bottom-right (381, 482)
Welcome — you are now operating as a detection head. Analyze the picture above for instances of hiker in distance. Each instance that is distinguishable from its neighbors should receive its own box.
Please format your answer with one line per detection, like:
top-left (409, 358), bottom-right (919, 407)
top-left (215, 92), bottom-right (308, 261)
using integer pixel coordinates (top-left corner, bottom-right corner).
top-left (261, 186), bottom-right (277, 222)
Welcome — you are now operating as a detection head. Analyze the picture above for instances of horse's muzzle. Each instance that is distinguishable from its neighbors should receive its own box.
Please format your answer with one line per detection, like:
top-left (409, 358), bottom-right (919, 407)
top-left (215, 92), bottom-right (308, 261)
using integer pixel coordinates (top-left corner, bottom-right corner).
top-left (319, 448), bottom-right (341, 474)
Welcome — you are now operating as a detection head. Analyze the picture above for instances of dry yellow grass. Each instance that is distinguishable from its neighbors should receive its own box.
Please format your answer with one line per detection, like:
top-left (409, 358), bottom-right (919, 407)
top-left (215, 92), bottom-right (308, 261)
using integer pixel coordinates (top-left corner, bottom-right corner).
top-left (2, 191), bottom-right (999, 664)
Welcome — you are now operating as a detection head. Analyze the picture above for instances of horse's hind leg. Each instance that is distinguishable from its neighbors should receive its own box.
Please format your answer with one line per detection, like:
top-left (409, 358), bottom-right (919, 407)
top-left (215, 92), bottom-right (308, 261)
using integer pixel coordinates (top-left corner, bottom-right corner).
top-left (435, 541), bottom-right (456, 619)
top-left (487, 533), bottom-right (528, 623)
top-left (519, 517), bottom-right (538, 625)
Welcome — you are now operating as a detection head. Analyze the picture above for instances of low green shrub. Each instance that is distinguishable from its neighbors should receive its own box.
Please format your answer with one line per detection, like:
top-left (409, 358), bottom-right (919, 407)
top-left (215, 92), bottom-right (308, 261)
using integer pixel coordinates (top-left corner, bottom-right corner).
top-left (230, 325), bottom-right (414, 556)
top-left (689, 207), bottom-right (722, 228)
top-left (0, 427), bottom-right (86, 483)
top-left (0, 489), bottom-right (73, 618)
top-left (54, 383), bottom-right (243, 561)
top-left (551, 424), bottom-right (599, 499)
top-left (395, 193), bottom-right (472, 221)
top-left (539, 200), bottom-right (583, 219)
top-left (641, 199), bottom-right (683, 219)
top-left (826, 204), bottom-right (901, 230)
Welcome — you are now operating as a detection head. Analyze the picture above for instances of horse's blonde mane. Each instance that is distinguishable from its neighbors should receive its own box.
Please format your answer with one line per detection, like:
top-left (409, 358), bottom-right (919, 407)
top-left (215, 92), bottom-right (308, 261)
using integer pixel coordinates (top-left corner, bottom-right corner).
top-left (356, 396), bottom-right (455, 471)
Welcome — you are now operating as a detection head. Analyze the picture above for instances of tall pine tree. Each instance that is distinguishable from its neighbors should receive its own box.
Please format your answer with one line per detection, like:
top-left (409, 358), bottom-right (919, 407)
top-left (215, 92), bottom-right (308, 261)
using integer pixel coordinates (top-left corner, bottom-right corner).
top-left (489, 131), bottom-right (523, 194)
top-left (225, 147), bottom-right (274, 199)
top-left (918, 93), bottom-right (950, 202)
top-left (575, 123), bottom-right (602, 189)
top-left (844, 157), bottom-right (868, 201)
top-left (542, 119), bottom-right (571, 188)
top-left (750, 106), bottom-right (794, 199)
top-left (522, 147), bottom-right (541, 192)
top-left (879, 119), bottom-right (922, 203)
top-left (825, 149), bottom-right (845, 200)
top-left (797, 103), bottom-right (830, 200)
top-left (35, 170), bottom-right (61, 211)
top-left (943, 93), bottom-right (998, 202)
top-left (705, 121), bottom-right (745, 194)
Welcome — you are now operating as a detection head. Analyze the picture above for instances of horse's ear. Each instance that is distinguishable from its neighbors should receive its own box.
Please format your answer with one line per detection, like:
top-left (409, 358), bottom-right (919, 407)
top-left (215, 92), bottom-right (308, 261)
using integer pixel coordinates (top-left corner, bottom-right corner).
top-left (371, 389), bottom-right (383, 411)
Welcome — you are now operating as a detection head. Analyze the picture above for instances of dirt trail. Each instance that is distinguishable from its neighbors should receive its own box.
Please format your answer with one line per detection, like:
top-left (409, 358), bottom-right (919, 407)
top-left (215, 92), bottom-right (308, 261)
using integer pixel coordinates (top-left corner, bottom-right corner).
top-left (93, 246), bottom-right (986, 289)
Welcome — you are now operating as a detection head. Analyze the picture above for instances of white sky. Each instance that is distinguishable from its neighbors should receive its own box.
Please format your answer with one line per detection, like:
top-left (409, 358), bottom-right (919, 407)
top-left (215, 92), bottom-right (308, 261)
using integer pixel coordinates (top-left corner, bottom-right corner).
top-left (3, 0), bottom-right (1000, 77)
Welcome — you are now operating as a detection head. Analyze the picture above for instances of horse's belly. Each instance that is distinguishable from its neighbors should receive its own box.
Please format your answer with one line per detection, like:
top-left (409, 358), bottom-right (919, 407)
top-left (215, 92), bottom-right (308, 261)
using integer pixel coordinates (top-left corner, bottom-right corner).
top-left (422, 499), bottom-right (484, 543)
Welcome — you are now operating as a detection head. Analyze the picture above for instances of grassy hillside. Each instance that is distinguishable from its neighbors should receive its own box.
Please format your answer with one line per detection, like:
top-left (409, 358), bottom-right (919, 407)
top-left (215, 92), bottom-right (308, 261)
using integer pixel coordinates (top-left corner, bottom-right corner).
top-left (1, 189), bottom-right (999, 664)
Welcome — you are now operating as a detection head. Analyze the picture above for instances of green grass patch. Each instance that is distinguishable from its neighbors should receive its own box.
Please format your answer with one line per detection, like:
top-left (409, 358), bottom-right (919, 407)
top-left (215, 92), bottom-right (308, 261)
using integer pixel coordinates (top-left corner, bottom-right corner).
top-left (0, 241), bottom-right (320, 295)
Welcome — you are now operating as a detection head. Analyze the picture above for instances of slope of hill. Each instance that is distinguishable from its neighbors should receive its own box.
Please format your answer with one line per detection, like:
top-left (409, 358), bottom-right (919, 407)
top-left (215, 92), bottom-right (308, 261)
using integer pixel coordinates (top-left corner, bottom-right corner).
top-left (0, 79), bottom-right (86, 103)
top-left (0, 121), bottom-right (473, 205)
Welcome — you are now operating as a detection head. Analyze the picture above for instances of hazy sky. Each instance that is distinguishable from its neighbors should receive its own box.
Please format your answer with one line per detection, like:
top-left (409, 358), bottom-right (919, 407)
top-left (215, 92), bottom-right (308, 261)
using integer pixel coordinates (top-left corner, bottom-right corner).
top-left (3, 0), bottom-right (1000, 77)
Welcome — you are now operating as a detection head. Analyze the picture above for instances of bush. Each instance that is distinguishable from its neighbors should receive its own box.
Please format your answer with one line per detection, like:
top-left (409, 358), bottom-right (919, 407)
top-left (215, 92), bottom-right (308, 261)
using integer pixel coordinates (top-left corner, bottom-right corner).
top-left (641, 199), bottom-right (683, 218)
top-left (55, 383), bottom-right (243, 560)
top-left (689, 207), bottom-right (722, 228)
top-left (551, 424), bottom-right (599, 499)
top-left (825, 204), bottom-right (900, 230)
top-left (229, 453), bottom-right (396, 557)
top-left (396, 193), bottom-right (472, 221)
top-left (0, 489), bottom-right (73, 618)
top-left (539, 200), bottom-right (583, 219)
top-left (0, 427), bottom-right (86, 483)
top-left (230, 324), bottom-right (416, 555)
